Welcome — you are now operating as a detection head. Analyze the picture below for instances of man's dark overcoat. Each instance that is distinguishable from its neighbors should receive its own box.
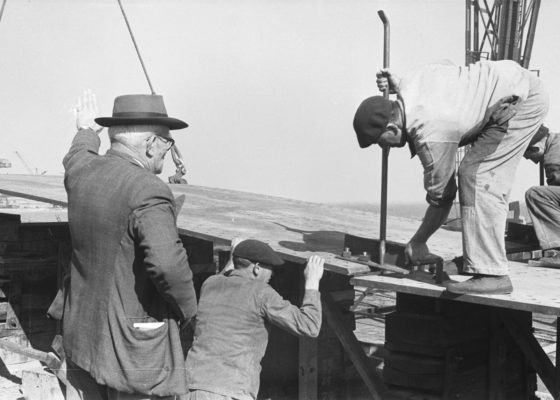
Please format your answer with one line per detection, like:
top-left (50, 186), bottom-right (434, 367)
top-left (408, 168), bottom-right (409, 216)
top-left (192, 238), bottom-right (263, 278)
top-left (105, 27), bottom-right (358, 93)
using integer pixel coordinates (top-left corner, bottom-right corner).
top-left (62, 129), bottom-right (197, 396)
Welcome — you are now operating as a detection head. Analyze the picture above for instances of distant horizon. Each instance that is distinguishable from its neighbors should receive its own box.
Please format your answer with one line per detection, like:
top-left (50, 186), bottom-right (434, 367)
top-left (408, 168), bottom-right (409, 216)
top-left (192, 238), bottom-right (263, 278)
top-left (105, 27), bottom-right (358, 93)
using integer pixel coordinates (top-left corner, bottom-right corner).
top-left (335, 200), bottom-right (531, 222)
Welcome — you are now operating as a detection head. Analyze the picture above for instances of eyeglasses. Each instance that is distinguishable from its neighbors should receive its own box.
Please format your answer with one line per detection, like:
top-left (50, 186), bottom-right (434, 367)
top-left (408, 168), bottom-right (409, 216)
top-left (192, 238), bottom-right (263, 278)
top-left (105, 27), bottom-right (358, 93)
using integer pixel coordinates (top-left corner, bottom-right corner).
top-left (154, 135), bottom-right (175, 150)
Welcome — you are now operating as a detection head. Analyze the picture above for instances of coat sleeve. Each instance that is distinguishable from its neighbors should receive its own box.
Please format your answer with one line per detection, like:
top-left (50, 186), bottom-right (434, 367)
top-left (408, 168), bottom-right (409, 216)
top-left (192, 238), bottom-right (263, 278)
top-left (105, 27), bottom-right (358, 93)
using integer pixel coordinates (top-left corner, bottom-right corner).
top-left (62, 129), bottom-right (101, 171)
top-left (416, 142), bottom-right (458, 207)
top-left (544, 133), bottom-right (560, 186)
top-left (260, 286), bottom-right (322, 338)
top-left (132, 185), bottom-right (197, 322)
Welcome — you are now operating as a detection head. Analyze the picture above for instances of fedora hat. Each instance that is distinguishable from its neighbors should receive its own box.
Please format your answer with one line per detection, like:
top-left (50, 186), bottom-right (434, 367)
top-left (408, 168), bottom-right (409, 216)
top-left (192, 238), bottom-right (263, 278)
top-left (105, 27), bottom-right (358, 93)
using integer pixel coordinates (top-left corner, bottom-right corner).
top-left (95, 94), bottom-right (188, 130)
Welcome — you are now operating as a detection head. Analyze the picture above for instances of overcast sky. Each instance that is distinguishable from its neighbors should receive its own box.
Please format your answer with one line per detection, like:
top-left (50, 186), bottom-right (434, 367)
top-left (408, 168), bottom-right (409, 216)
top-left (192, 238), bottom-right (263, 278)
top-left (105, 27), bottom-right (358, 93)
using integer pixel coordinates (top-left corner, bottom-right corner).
top-left (0, 0), bottom-right (558, 205)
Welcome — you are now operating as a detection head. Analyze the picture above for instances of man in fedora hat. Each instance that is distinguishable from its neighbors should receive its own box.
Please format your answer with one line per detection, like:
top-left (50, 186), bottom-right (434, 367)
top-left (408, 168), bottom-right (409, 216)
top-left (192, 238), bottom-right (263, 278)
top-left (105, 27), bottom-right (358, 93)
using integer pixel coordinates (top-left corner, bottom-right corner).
top-left (63, 90), bottom-right (197, 400)
top-left (185, 239), bottom-right (324, 400)
top-left (353, 60), bottom-right (548, 295)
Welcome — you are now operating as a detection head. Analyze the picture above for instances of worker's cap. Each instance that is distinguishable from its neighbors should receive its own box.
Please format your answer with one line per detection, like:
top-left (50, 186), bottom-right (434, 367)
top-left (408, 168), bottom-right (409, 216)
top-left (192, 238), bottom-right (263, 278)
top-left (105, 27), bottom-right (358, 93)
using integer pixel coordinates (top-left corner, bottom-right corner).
top-left (95, 94), bottom-right (188, 130)
top-left (232, 239), bottom-right (285, 267)
top-left (353, 96), bottom-right (392, 148)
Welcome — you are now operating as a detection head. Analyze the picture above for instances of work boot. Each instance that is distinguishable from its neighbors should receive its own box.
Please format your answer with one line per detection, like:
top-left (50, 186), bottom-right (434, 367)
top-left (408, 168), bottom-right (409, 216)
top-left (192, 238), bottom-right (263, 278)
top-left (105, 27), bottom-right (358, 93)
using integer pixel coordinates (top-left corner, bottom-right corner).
top-left (445, 275), bottom-right (513, 295)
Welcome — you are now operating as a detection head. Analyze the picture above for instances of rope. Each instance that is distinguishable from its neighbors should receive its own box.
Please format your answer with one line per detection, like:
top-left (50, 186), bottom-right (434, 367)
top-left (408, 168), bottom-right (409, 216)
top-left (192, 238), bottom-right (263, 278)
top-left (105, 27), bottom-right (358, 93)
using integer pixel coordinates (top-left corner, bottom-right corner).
top-left (0, 0), bottom-right (8, 25)
top-left (117, 0), bottom-right (155, 94)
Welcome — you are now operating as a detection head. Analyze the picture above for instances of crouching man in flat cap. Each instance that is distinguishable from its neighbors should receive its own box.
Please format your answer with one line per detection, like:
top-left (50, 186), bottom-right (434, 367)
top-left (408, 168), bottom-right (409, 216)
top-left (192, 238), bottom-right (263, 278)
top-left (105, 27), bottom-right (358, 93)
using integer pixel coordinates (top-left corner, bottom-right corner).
top-left (524, 126), bottom-right (560, 264)
top-left (353, 60), bottom-right (549, 295)
top-left (185, 239), bottom-right (325, 400)
top-left (63, 90), bottom-right (197, 399)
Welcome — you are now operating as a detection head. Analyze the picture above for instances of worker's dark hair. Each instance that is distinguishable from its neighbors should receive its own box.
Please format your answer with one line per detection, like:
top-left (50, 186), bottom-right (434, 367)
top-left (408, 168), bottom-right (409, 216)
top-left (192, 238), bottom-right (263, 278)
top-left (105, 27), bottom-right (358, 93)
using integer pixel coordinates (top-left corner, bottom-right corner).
top-left (232, 256), bottom-right (253, 269)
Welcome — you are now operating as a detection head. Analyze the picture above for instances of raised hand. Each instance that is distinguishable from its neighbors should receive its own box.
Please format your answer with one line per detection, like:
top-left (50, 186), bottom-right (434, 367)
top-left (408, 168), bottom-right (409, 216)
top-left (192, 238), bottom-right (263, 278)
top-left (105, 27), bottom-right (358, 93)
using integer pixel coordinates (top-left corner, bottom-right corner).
top-left (75, 89), bottom-right (103, 133)
top-left (304, 255), bottom-right (325, 290)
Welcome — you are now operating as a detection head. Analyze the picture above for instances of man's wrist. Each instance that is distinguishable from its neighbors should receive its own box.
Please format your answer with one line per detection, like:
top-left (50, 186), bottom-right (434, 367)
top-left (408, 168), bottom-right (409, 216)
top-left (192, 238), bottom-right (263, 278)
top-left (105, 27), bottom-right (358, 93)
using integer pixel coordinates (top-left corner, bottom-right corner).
top-left (305, 281), bottom-right (319, 291)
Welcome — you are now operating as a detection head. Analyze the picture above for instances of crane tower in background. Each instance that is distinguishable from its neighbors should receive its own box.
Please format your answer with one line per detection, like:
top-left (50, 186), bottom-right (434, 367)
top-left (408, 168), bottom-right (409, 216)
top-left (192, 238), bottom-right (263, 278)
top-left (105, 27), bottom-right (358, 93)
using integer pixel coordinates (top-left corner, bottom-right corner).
top-left (448, 0), bottom-right (542, 225)
top-left (465, 0), bottom-right (541, 67)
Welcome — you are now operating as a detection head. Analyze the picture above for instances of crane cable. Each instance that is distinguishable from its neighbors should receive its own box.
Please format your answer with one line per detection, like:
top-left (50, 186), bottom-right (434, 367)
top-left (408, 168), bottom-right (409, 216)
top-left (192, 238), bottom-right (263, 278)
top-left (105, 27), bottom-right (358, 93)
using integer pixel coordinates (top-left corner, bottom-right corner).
top-left (0, 0), bottom-right (8, 25)
top-left (117, 0), bottom-right (155, 94)
top-left (116, 0), bottom-right (186, 182)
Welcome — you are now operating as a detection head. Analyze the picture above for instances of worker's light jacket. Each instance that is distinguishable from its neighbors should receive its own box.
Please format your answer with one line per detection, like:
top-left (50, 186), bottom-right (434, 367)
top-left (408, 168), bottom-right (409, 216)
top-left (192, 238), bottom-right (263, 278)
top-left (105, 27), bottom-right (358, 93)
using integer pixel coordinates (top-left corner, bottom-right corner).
top-left (185, 270), bottom-right (322, 400)
top-left (399, 60), bottom-right (536, 206)
top-left (62, 129), bottom-right (197, 396)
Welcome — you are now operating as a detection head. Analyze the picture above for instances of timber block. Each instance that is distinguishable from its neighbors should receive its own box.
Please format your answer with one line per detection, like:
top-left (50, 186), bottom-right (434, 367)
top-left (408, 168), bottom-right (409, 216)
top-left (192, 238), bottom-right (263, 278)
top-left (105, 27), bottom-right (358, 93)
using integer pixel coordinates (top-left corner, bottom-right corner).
top-left (385, 312), bottom-right (489, 352)
top-left (179, 235), bottom-right (214, 266)
top-left (178, 234), bottom-right (215, 299)
top-left (395, 292), bottom-right (487, 317)
top-left (0, 214), bottom-right (21, 256)
top-left (383, 293), bottom-right (536, 399)
top-left (344, 234), bottom-right (407, 267)
top-left (507, 221), bottom-right (539, 244)
top-left (21, 366), bottom-right (64, 400)
top-left (0, 335), bottom-right (31, 364)
top-left (384, 350), bottom-right (488, 393)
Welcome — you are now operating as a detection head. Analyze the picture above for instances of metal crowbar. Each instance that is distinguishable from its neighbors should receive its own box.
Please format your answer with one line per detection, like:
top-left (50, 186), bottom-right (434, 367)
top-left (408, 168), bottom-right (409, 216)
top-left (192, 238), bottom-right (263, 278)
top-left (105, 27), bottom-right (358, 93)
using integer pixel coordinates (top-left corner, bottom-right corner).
top-left (378, 10), bottom-right (390, 266)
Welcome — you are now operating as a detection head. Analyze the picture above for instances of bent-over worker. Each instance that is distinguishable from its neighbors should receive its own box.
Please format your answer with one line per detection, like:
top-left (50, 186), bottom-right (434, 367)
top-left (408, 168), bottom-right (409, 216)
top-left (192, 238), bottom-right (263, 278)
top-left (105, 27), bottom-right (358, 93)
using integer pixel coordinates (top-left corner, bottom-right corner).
top-left (353, 60), bottom-right (548, 294)
top-left (185, 239), bottom-right (324, 400)
top-left (63, 90), bottom-right (197, 400)
top-left (524, 126), bottom-right (560, 262)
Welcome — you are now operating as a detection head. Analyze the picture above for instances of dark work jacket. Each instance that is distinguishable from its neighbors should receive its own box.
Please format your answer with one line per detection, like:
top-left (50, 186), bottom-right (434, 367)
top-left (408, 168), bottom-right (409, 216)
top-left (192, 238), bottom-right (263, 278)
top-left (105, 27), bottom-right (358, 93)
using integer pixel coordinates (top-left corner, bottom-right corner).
top-left (62, 129), bottom-right (197, 396)
top-left (186, 270), bottom-right (321, 400)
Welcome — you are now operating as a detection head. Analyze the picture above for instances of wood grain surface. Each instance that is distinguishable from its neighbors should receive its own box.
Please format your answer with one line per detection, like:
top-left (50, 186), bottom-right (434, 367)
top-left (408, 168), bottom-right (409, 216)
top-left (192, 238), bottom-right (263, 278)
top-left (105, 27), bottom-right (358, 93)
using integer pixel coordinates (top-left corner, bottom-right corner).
top-left (352, 264), bottom-right (560, 315)
top-left (0, 175), bottom-right (463, 275)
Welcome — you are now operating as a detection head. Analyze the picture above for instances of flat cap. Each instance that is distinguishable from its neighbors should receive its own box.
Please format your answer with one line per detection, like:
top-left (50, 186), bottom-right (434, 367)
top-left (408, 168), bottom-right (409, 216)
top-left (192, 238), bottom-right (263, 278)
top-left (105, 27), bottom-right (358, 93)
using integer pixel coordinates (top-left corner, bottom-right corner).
top-left (353, 96), bottom-right (392, 148)
top-left (233, 239), bottom-right (284, 267)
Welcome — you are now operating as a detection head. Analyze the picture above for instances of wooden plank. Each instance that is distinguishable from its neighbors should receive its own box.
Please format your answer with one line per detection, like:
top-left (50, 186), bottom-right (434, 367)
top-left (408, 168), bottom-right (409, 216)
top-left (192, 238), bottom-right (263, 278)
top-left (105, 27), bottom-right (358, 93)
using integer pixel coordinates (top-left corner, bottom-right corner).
top-left (499, 309), bottom-right (558, 399)
top-left (0, 334), bottom-right (30, 364)
top-left (488, 312), bottom-right (506, 400)
top-left (557, 317), bottom-right (560, 399)
top-left (0, 188), bottom-right (67, 208)
top-left (351, 263), bottom-right (560, 315)
top-left (298, 336), bottom-right (318, 400)
top-left (0, 337), bottom-right (61, 368)
top-left (322, 292), bottom-right (385, 400)
top-left (5, 277), bottom-right (21, 331)
top-left (21, 367), bottom-right (64, 400)
top-left (0, 175), bottom-right (466, 276)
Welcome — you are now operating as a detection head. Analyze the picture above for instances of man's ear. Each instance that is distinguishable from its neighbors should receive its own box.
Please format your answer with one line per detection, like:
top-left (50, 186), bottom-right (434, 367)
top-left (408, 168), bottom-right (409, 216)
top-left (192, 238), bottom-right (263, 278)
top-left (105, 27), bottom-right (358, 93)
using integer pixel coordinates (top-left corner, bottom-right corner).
top-left (252, 263), bottom-right (260, 277)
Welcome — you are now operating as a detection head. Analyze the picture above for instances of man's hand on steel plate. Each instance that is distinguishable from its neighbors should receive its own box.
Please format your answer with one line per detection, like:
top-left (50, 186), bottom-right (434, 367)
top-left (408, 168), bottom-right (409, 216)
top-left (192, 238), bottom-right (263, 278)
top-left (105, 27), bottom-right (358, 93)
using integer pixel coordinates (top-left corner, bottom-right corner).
top-left (376, 68), bottom-right (399, 95)
top-left (222, 237), bottom-right (246, 274)
top-left (75, 89), bottom-right (103, 133)
top-left (304, 255), bottom-right (324, 291)
top-left (405, 241), bottom-right (432, 266)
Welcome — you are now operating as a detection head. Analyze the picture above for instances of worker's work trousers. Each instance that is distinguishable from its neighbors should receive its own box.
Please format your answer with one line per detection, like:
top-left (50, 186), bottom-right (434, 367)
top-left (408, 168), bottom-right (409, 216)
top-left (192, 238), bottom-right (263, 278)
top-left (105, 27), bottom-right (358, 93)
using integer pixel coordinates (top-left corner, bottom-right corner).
top-left (525, 185), bottom-right (560, 250)
top-left (182, 390), bottom-right (233, 400)
top-left (458, 76), bottom-right (548, 275)
top-left (65, 360), bottom-right (179, 400)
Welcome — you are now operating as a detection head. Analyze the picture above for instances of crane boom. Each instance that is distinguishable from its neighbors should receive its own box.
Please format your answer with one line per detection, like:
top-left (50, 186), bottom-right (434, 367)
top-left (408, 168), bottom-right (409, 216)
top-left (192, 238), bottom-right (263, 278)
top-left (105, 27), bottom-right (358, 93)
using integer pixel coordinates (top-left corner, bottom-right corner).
top-left (14, 151), bottom-right (36, 175)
